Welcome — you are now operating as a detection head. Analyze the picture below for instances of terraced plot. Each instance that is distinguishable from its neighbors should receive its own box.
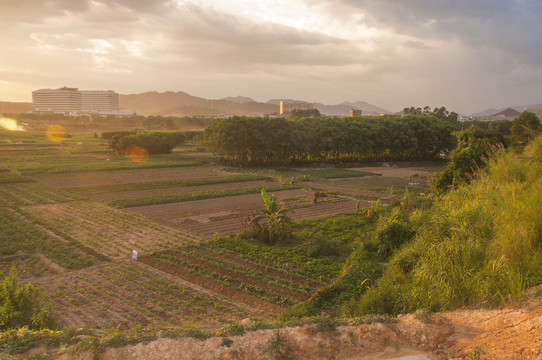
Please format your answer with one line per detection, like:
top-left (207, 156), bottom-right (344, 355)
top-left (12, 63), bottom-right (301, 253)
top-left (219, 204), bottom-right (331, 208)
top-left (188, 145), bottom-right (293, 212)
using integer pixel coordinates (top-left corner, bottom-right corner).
top-left (37, 165), bottom-right (236, 189)
top-left (33, 260), bottom-right (264, 329)
top-left (76, 179), bottom-right (278, 202)
top-left (127, 189), bottom-right (367, 236)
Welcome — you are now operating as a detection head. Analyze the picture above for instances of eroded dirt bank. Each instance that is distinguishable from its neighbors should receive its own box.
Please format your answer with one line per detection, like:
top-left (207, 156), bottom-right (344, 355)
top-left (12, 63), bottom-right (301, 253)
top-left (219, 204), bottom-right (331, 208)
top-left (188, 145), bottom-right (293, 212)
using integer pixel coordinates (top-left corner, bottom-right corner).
top-left (62, 293), bottom-right (541, 360)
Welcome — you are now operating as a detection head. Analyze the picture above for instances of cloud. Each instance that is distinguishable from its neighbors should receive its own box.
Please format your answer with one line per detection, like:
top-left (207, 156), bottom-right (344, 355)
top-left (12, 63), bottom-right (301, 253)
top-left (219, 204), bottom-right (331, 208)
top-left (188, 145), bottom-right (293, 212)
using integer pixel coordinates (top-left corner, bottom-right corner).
top-left (302, 0), bottom-right (542, 67)
top-left (0, 0), bottom-right (541, 114)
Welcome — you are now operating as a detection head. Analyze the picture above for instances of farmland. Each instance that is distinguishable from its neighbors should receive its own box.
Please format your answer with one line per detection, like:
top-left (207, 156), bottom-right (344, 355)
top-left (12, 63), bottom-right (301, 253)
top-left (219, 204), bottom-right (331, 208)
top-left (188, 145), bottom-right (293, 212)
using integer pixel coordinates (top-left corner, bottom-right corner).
top-left (0, 129), bottom-right (435, 330)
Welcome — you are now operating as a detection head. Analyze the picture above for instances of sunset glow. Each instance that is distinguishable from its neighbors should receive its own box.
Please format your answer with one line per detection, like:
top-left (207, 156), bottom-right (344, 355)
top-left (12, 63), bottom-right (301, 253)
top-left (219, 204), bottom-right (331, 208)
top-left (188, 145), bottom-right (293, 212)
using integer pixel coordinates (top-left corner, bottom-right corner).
top-left (0, 1), bottom-right (541, 114)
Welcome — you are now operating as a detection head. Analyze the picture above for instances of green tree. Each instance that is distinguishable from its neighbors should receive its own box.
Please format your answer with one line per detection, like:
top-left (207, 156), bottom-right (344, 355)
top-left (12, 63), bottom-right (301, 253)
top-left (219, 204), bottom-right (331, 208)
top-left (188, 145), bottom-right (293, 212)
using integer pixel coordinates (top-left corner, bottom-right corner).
top-left (250, 188), bottom-right (293, 244)
top-left (433, 125), bottom-right (507, 193)
top-left (511, 111), bottom-right (541, 150)
top-left (290, 108), bottom-right (321, 118)
top-left (0, 268), bottom-right (52, 330)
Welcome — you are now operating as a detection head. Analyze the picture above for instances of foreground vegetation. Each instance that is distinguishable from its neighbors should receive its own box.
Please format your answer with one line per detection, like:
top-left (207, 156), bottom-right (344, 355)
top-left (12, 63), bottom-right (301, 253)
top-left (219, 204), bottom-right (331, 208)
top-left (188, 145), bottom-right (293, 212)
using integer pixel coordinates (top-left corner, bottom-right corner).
top-left (288, 135), bottom-right (542, 318)
top-left (1, 115), bottom-right (541, 358)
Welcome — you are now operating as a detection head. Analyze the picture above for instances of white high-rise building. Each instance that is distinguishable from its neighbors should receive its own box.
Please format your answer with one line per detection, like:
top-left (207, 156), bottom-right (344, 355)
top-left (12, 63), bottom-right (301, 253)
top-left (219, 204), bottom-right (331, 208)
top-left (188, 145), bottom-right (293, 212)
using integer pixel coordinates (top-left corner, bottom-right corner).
top-left (80, 90), bottom-right (120, 112)
top-left (32, 87), bottom-right (82, 114)
top-left (32, 87), bottom-right (121, 114)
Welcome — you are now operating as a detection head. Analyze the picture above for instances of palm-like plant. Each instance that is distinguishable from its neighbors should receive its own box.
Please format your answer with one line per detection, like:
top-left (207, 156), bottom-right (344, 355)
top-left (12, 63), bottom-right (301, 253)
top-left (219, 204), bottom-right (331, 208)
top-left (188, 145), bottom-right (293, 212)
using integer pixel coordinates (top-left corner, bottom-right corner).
top-left (250, 188), bottom-right (293, 244)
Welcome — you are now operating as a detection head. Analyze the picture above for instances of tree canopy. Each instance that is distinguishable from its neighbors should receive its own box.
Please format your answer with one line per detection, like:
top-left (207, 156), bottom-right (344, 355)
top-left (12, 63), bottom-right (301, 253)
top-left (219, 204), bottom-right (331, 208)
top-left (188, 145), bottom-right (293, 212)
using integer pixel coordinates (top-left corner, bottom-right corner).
top-left (511, 111), bottom-right (541, 150)
top-left (433, 125), bottom-right (508, 193)
top-left (203, 115), bottom-right (456, 166)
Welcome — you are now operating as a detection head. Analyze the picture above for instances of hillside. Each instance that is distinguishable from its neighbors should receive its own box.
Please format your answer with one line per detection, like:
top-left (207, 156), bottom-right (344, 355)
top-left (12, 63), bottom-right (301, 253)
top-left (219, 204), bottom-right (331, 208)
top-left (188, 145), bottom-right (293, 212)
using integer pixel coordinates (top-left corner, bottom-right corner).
top-left (266, 98), bottom-right (391, 116)
top-left (316, 101), bottom-right (391, 116)
top-left (0, 101), bottom-right (32, 114)
top-left (120, 91), bottom-right (278, 116)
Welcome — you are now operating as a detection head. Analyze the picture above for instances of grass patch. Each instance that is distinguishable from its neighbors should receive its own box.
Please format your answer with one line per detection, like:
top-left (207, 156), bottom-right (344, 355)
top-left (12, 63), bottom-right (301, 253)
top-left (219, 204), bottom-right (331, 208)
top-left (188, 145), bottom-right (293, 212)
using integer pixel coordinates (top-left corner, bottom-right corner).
top-left (109, 184), bottom-right (297, 208)
top-left (69, 174), bottom-right (272, 194)
top-left (0, 206), bottom-right (94, 269)
top-left (344, 136), bottom-right (542, 316)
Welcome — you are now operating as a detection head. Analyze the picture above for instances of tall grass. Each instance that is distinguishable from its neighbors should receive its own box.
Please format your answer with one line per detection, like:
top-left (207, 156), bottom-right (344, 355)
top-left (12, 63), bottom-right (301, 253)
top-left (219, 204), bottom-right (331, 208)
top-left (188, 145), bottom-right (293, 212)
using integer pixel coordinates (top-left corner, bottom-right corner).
top-left (345, 135), bottom-right (542, 315)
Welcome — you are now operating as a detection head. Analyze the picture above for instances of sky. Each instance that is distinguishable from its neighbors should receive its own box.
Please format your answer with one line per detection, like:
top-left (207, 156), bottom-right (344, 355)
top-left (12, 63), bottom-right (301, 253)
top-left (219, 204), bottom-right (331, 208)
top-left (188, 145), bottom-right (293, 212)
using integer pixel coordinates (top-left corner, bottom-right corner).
top-left (0, 0), bottom-right (541, 114)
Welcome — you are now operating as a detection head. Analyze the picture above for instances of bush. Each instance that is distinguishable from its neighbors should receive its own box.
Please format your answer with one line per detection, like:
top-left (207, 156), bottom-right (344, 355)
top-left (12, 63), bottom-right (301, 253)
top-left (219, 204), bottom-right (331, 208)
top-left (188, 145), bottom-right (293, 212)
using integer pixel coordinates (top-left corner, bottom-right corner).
top-left (0, 268), bottom-right (53, 330)
top-left (349, 135), bottom-right (542, 315)
top-left (104, 131), bottom-right (187, 155)
top-left (377, 218), bottom-right (416, 260)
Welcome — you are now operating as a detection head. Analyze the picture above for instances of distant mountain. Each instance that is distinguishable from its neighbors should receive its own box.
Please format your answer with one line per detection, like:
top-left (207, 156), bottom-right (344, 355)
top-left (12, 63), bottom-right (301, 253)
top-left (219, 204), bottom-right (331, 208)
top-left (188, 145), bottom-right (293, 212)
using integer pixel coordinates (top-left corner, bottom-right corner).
top-left (266, 99), bottom-right (296, 105)
top-left (219, 96), bottom-right (256, 104)
top-left (316, 101), bottom-right (391, 116)
top-left (470, 103), bottom-right (542, 117)
top-left (266, 99), bottom-right (390, 116)
top-left (493, 108), bottom-right (520, 117)
top-left (120, 91), bottom-right (278, 116)
top-left (0, 101), bottom-right (32, 114)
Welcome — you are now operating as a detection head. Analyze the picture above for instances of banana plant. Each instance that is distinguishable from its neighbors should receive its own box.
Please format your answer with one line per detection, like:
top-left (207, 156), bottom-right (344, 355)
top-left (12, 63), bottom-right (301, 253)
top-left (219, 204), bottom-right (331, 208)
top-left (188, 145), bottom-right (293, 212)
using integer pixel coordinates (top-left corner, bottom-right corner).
top-left (250, 188), bottom-right (293, 244)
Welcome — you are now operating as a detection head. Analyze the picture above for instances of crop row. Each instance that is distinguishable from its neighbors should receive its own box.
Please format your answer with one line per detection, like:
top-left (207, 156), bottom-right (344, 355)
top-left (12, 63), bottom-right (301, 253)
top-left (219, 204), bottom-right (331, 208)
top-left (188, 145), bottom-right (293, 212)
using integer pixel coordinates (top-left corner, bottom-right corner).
top-left (206, 238), bottom-right (341, 284)
top-left (109, 183), bottom-right (299, 208)
top-left (165, 247), bottom-right (316, 296)
top-left (37, 261), bottom-right (255, 328)
top-left (68, 174), bottom-right (273, 195)
top-left (0, 171), bottom-right (34, 184)
top-left (149, 252), bottom-right (297, 308)
top-left (0, 205), bottom-right (95, 269)
top-left (8, 155), bottom-right (204, 176)
top-left (0, 183), bottom-right (80, 205)
top-left (20, 202), bottom-right (186, 259)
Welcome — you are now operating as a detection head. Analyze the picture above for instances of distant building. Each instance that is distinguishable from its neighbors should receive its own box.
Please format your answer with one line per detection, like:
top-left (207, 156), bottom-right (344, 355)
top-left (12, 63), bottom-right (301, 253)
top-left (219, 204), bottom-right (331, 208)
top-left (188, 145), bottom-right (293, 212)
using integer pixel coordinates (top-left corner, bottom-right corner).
top-left (349, 109), bottom-right (362, 117)
top-left (32, 87), bottom-right (122, 115)
top-left (32, 87), bottom-right (82, 114)
top-left (279, 101), bottom-right (314, 115)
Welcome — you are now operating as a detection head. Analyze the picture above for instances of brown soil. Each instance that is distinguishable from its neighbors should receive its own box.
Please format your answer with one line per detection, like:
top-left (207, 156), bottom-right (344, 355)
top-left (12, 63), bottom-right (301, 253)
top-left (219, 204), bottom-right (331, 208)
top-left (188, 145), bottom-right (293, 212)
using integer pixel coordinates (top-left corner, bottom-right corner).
top-left (127, 189), bottom-right (369, 237)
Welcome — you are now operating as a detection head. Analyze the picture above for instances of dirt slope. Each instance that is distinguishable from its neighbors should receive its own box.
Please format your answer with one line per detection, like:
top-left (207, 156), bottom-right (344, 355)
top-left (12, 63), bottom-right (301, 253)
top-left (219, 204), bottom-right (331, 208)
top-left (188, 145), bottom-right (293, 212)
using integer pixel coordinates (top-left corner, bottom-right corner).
top-left (68, 292), bottom-right (541, 360)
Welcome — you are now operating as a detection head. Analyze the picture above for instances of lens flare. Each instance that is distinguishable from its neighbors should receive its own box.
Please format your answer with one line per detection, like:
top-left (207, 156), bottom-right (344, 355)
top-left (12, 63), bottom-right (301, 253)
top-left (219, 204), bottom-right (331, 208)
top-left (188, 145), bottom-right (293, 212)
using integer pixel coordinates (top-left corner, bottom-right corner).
top-left (46, 125), bottom-right (66, 143)
top-left (125, 145), bottom-right (149, 162)
top-left (0, 117), bottom-right (25, 131)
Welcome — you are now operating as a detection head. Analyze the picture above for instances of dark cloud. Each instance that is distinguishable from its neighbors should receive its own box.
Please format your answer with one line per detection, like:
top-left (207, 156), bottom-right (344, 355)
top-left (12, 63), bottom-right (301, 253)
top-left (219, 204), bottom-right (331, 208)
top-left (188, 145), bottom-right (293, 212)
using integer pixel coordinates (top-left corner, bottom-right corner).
top-left (303, 0), bottom-right (542, 66)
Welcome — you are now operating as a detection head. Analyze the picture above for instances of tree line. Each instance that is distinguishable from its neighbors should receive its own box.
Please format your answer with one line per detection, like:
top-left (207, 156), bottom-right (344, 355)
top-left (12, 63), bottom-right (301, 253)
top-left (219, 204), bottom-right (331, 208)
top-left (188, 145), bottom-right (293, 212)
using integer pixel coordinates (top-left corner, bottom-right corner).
top-left (202, 115), bottom-right (457, 166)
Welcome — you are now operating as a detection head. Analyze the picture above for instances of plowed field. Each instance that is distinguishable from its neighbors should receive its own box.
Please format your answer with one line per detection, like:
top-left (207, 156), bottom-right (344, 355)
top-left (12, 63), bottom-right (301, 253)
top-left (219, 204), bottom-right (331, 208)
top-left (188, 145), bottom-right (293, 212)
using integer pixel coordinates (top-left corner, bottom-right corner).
top-left (38, 166), bottom-right (237, 189)
top-left (127, 189), bottom-right (370, 237)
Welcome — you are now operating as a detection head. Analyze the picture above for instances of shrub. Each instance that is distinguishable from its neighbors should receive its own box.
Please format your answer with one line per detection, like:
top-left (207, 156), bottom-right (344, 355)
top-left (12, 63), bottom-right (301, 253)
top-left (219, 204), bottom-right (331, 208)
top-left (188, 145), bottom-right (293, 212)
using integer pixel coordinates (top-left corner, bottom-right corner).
top-left (349, 135), bottom-right (542, 315)
top-left (376, 218), bottom-right (416, 260)
top-left (0, 268), bottom-right (53, 330)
